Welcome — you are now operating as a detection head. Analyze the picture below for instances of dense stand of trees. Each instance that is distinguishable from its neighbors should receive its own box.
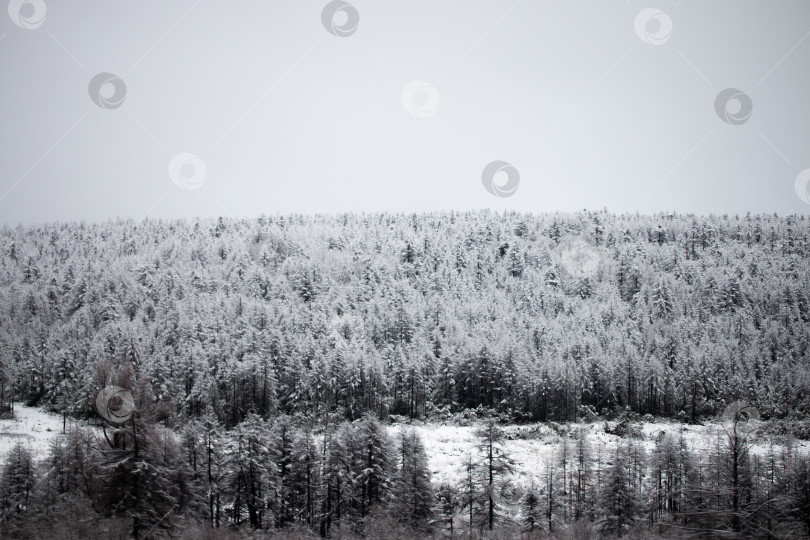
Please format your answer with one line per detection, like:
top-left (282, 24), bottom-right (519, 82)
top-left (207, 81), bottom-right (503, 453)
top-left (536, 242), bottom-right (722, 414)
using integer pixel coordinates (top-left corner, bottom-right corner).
top-left (0, 396), bottom-right (434, 538)
top-left (436, 412), bottom-right (810, 539)
top-left (1, 210), bottom-right (808, 426)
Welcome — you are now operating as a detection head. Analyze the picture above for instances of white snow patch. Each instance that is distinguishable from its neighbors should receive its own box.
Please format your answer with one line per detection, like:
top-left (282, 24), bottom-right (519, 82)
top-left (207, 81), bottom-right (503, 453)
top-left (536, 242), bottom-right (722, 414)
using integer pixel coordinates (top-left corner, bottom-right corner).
top-left (389, 419), bottom-right (810, 496)
top-left (0, 405), bottom-right (69, 465)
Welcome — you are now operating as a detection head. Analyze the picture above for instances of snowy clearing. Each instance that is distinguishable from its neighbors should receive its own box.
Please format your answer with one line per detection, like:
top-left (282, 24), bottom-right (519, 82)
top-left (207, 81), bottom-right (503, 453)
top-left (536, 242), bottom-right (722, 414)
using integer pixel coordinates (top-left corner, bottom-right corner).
top-left (391, 420), bottom-right (810, 491)
top-left (0, 405), bottom-right (68, 465)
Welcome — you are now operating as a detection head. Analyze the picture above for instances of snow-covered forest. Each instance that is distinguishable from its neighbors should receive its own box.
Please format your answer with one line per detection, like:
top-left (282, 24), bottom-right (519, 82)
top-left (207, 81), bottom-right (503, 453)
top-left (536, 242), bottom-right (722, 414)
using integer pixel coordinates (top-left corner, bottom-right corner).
top-left (1, 210), bottom-right (809, 538)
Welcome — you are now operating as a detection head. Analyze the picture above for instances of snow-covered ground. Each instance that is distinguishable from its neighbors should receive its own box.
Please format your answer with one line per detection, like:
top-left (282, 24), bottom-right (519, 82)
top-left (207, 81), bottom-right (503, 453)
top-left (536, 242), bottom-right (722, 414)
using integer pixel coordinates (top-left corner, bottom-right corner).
top-left (392, 420), bottom-right (810, 492)
top-left (0, 405), bottom-right (68, 465)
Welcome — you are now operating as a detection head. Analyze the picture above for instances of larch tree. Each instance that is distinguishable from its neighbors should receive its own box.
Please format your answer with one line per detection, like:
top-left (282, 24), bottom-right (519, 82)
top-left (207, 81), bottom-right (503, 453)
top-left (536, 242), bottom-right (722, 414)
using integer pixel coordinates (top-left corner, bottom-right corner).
top-left (475, 419), bottom-right (515, 530)
top-left (391, 428), bottom-right (434, 532)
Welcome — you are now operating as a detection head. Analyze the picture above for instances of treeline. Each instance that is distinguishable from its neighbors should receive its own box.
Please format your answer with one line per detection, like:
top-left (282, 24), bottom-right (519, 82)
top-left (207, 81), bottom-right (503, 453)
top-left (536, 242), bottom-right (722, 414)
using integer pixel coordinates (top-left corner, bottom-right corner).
top-left (1, 210), bottom-right (808, 426)
top-left (3, 404), bottom-right (810, 538)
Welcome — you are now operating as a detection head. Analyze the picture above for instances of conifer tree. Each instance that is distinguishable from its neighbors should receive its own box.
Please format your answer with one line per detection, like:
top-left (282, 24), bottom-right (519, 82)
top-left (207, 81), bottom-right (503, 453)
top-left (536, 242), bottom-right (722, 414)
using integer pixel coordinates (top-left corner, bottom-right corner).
top-left (391, 429), bottom-right (434, 532)
top-left (476, 419), bottom-right (515, 530)
top-left (0, 443), bottom-right (35, 518)
top-left (598, 443), bottom-right (638, 535)
top-left (437, 482), bottom-right (458, 537)
top-left (523, 485), bottom-right (541, 533)
top-left (353, 413), bottom-right (391, 518)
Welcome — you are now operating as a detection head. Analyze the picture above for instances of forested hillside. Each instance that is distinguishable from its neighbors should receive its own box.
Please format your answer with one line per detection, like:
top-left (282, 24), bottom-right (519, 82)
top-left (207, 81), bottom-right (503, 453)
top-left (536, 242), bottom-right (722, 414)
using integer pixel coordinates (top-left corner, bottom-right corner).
top-left (1, 211), bottom-right (809, 426)
top-left (1, 211), bottom-right (810, 538)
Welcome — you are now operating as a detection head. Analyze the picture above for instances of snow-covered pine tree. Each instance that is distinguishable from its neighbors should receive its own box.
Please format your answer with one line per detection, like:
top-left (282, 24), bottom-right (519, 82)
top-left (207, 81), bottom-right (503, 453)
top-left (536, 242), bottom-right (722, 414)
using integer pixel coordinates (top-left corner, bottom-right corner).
top-left (523, 485), bottom-right (541, 533)
top-left (598, 443), bottom-right (639, 535)
top-left (573, 428), bottom-right (594, 521)
top-left (475, 419), bottom-right (515, 530)
top-left (390, 428), bottom-right (434, 532)
top-left (353, 413), bottom-right (392, 519)
top-left (95, 409), bottom-right (198, 537)
top-left (269, 414), bottom-right (295, 528)
top-left (223, 412), bottom-right (273, 529)
top-left (0, 443), bottom-right (35, 518)
top-left (289, 423), bottom-right (320, 526)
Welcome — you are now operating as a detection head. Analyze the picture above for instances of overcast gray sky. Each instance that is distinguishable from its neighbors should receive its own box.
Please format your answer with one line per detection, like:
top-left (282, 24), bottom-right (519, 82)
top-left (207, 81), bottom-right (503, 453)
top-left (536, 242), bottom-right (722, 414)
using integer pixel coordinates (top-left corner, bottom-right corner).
top-left (1, 0), bottom-right (809, 225)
